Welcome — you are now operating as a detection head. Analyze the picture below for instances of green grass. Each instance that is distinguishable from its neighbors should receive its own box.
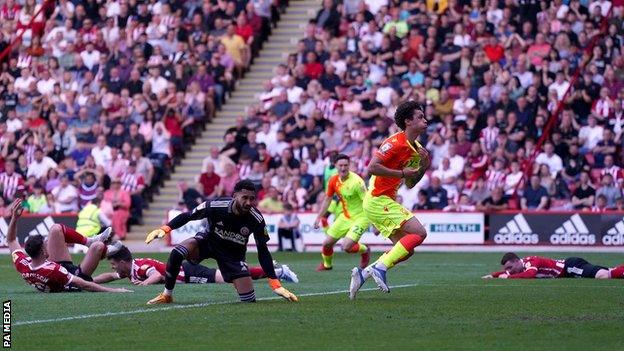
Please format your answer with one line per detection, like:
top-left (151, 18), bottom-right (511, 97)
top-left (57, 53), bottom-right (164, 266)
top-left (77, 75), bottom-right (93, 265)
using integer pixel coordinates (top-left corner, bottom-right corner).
top-left (2, 252), bottom-right (624, 350)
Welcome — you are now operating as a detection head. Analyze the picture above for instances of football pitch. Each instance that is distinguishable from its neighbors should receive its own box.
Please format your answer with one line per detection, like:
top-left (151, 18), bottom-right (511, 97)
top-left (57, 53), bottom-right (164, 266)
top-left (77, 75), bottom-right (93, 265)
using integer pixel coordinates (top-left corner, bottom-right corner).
top-left (2, 251), bottom-right (623, 350)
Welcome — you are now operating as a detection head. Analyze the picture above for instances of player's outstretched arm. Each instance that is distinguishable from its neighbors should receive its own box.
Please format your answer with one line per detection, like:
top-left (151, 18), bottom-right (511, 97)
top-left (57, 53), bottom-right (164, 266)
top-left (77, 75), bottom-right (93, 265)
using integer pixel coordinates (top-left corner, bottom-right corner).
top-left (254, 229), bottom-right (298, 302)
top-left (146, 201), bottom-right (211, 243)
top-left (71, 276), bottom-right (133, 292)
top-left (6, 199), bottom-right (24, 253)
top-left (136, 271), bottom-right (164, 286)
top-left (502, 268), bottom-right (538, 279)
top-left (93, 272), bottom-right (122, 284)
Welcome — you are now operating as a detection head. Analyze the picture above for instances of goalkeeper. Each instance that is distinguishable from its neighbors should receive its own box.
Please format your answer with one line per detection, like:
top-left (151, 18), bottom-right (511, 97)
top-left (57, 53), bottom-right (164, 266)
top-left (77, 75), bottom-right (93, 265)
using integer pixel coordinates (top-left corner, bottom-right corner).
top-left (144, 179), bottom-right (298, 304)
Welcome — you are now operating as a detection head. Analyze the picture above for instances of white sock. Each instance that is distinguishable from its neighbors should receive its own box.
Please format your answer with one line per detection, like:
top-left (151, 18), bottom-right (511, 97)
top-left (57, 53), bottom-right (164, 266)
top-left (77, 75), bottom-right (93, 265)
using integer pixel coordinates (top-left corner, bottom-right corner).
top-left (374, 262), bottom-right (388, 271)
top-left (85, 237), bottom-right (95, 246)
top-left (163, 288), bottom-right (173, 296)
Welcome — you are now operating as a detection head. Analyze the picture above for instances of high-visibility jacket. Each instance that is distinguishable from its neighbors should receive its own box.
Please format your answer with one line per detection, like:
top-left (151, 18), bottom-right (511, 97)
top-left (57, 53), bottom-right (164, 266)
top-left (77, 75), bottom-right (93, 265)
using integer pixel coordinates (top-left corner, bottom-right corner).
top-left (76, 204), bottom-right (101, 237)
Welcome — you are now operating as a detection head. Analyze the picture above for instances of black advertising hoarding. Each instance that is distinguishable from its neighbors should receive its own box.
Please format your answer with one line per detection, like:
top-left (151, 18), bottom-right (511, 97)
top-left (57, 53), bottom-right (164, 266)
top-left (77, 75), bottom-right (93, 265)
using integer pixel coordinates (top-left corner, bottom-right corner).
top-left (490, 212), bottom-right (624, 246)
top-left (0, 215), bottom-right (77, 246)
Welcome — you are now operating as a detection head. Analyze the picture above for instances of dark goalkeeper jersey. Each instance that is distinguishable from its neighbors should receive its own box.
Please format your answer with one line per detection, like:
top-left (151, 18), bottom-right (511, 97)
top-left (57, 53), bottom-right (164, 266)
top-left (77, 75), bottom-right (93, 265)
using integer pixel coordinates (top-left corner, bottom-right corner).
top-left (167, 198), bottom-right (277, 278)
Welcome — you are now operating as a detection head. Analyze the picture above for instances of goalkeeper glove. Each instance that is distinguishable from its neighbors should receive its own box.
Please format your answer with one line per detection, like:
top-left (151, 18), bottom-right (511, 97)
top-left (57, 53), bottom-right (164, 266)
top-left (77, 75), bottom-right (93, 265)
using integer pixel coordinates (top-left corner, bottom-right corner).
top-left (269, 278), bottom-right (298, 302)
top-left (145, 225), bottom-right (172, 244)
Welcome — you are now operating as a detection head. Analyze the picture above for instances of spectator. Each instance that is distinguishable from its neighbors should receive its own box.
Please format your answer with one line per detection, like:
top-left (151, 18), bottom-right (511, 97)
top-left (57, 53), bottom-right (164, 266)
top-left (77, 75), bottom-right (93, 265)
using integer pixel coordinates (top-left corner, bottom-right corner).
top-left (571, 172), bottom-right (596, 210)
top-left (277, 203), bottom-right (300, 251)
top-left (534, 142), bottom-right (564, 177)
top-left (27, 148), bottom-right (57, 180)
top-left (425, 177), bottom-right (448, 210)
top-left (258, 186), bottom-right (284, 214)
top-left (0, 160), bottom-right (24, 202)
top-left (120, 161), bottom-right (145, 222)
top-left (443, 193), bottom-right (476, 212)
top-left (595, 174), bottom-right (622, 208)
top-left (51, 174), bottom-right (78, 213)
top-left (477, 187), bottom-right (509, 212)
top-left (521, 175), bottom-right (549, 210)
top-left (102, 178), bottom-right (131, 240)
top-left (215, 163), bottom-right (239, 197)
top-left (25, 183), bottom-right (46, 214)
top-left (179, 181), bottom-right (203, 212)
top-left (198, 163), bottom-right (221, 199)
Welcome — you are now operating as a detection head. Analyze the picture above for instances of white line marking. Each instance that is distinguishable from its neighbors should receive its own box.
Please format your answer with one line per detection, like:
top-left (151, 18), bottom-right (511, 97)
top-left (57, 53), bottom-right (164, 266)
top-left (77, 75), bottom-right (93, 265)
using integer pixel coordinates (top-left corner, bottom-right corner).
top-left (13, 282), bottom-right (623, 327)
top-left (13, 283), bottom-right (418, 326)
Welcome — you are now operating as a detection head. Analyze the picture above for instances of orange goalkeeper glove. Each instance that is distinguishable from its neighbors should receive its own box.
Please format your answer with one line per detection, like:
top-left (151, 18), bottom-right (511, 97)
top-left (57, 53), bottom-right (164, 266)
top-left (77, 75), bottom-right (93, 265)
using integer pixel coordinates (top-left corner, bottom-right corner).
top-left (145, 225), bottom-right (172, 244)
top-left (269, 278), bottom-right (298, 302)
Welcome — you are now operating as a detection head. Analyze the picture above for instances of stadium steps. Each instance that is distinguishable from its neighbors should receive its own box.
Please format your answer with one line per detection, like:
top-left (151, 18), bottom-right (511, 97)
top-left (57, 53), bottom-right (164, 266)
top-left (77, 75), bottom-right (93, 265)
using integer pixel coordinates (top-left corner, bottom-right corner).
top-left (125, 0), bottom-right (322, 242)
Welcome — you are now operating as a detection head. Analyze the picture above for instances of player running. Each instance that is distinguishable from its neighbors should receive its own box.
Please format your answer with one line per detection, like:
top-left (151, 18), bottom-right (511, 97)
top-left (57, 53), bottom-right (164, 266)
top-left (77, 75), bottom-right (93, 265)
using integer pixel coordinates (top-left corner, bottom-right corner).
top-left (482, 252), bottom-right (624, 279)
top-left (144, 180), bottom-right (298, 304)
top-left (6, 199), bottom-right (131, 293)
top-left (313, 154), bottom-right (370, 271)
top-left (349, 101), bottom-right (430, 299)
top-left (94, 244), bottom-right (299, 285)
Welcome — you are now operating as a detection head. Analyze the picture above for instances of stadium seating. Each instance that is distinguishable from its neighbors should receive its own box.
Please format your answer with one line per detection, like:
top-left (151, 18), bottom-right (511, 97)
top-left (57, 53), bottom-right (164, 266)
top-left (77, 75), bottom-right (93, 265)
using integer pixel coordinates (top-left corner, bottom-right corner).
top-left (205, 0), bottom-right (623, 214)
top-left (0, 0), bottom-right (284, 238)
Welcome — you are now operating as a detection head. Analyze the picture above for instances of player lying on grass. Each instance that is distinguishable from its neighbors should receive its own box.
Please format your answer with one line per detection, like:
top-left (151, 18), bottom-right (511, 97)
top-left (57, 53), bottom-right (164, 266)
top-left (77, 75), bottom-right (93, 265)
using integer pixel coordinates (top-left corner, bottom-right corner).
top-left (144, 180), bottom-right (298, 304)
top-left (93, 245), bottom-right (299, 285)
top-left (6, 199), bottom-right (131, 293)
top-left (313, 154), bottom-right (371, 271)
top-left (482, 252), bottom-right (624, 279)
top-left (349, 101), bottom-right (430, 299)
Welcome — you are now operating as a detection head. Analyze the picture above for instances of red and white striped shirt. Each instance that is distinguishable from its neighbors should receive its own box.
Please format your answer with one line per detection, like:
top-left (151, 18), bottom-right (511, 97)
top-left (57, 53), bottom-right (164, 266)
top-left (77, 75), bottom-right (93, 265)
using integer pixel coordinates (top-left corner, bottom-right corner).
top-left (24, 144), bottom-right (37, 165)
top-left (130, 258), bottom-right (185, 284)
top-left (120, 172), bottom-right (145, 193)
top-left (492, 256), bottom-right (565, 279)
top-left (485, 169), bottom-right (506, 190)
top-left (0, 171), bottom-right (24, 200)
top-left (316, 98), bottom-right (338, 120)
top-left (479, 126), bottom-right (499, 152)
top-left (12, 250), bottom-right (74, 292)
top-left (601, 166), bottom-right (622, 183)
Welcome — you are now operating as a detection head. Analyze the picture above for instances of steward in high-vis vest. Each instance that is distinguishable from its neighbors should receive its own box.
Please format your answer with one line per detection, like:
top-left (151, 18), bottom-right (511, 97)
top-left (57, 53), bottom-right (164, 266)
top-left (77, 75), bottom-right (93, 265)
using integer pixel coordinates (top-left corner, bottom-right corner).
top-left (76, 197), bottom-right (112, 237)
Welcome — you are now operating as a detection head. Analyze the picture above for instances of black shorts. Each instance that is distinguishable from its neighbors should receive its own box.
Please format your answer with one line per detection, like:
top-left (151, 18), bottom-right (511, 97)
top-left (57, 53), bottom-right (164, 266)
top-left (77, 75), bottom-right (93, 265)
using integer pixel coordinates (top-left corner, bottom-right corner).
top-left (191, 233), bottom-right (250, 283)
top-left (563, 257), bottom-right (607, 278)
top-left (57, 261), bottom-right (93, 282)
top-left (181, 261), bottom-right (217, 284)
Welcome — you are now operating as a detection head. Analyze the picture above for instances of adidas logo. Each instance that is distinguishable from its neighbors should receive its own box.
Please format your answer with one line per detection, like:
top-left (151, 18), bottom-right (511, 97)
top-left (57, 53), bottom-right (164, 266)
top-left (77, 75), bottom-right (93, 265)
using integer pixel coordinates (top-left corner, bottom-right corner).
top-left (550, 214), bottom-right (596, 245)
top-left (604, 220), bottom-right (624, 245)
top-left (493, 214), bottom-right (539, 244)
top-left (0, 216), bottom-right (56, 246)
top-left (216, 221), bottom-right (224, 226)
top-left (28, 216), bottom-right (56, 238)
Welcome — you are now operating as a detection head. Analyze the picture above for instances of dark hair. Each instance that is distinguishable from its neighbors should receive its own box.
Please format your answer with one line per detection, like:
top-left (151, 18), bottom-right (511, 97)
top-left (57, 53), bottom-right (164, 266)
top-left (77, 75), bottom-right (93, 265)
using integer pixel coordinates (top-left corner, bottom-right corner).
top-left (283, 203), bottom-right (294, 211)
top-left (25, 235), bottom-right (45, 259)
top-left (500, 252), bottom-right (520, 265)
top-left (107, 245), bottom-right (133, 262)
top-left (233, 179), bottom-right (257, 193)
top-left (334, 153), bottom-right (350, 163)
top-left (394, 101), bottom-right (424, 130)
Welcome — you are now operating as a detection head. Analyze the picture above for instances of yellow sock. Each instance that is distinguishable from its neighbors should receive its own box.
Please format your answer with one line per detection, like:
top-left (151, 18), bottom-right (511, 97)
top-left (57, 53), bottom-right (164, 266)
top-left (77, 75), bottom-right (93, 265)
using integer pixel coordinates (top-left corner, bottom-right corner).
top-left (378, 244), bottom-right (410, 270)
top-left (321, 247), bottom-right (333, 268)
top-left (357, 243), bottom-right (368, 254)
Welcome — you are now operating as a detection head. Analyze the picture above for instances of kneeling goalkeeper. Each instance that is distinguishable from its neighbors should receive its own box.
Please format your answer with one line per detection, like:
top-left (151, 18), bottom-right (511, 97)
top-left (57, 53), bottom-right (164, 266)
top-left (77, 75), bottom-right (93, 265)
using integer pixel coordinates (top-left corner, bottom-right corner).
top-left (145, 180), bottom-right (298, 304)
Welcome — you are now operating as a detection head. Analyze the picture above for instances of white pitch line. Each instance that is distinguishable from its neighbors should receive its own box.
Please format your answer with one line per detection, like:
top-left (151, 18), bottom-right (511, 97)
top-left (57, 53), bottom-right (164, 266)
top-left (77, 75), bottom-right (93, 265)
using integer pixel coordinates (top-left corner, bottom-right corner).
top-left (13, 282), bottom-right (623, 327)
top-left (13, 283), bottom-right (419, 327)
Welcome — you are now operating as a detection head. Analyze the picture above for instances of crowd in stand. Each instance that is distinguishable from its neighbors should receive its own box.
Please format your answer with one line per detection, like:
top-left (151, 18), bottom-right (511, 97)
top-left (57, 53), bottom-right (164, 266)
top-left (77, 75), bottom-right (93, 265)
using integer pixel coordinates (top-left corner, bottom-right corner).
top-left (196, 0), bottom-right (624, 215)
top-left (0, 0), bottom-right (623, 232)
top-left (0, 0), bottom-right (281, 237)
